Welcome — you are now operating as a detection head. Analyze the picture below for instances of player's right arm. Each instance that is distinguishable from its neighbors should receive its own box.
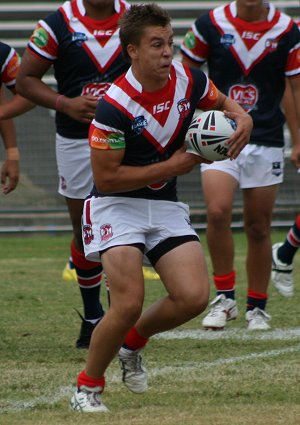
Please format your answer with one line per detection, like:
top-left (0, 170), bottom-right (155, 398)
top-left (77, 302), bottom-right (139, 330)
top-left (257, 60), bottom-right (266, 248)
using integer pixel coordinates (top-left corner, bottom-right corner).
top-left (90, 123), bottom-right (204, 195)
top-left (16, 50), bottom-right (98, 123)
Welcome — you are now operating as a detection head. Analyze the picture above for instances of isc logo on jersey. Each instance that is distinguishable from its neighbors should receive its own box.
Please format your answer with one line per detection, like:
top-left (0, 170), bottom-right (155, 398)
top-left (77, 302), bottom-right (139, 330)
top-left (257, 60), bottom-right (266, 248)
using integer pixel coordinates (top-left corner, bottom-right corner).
top-left (93, 30), bottom-right (114, 36)
top-left (242, 31), bottom-right (260, 40)
top-left (153, 101), bottom-right (171, 114)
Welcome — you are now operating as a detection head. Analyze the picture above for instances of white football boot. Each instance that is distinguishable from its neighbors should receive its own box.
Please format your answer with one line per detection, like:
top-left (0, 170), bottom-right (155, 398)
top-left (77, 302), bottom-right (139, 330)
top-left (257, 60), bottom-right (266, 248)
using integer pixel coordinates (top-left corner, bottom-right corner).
top-left (119, 347), bottom-right (148, 393)
top-left (246, 307), bottom-right (271, 330)
top-left (70, 385), bottom-right (109, 413)
top-left (202, 294), bottom-right (238, 330)
top-left (271, 242), bottom-right (294, 297)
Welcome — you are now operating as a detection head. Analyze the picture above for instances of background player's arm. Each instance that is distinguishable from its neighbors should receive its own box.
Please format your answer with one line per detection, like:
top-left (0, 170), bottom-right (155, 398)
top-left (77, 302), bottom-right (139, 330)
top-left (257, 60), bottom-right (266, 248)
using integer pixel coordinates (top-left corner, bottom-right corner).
top-left (16, 50), bottom-right (98, 123)
top-left (284, 77), bottom-right (300, 169)
top-left (0, 89), bottom-right (19, 194)
top-left (0, 86), bottom-right (34, 120)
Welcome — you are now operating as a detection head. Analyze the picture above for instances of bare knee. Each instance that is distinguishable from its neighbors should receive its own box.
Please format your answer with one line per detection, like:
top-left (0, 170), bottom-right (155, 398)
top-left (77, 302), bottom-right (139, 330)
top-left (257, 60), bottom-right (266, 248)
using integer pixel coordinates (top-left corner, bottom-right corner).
top-left (244, 220), bottom-right (270, 242)
top-left (113, 299), bottom-right (144, 328)
top-left (207, 204), bottom-right (231, 228)
top-left (179, 290), bottom-right (209, 319)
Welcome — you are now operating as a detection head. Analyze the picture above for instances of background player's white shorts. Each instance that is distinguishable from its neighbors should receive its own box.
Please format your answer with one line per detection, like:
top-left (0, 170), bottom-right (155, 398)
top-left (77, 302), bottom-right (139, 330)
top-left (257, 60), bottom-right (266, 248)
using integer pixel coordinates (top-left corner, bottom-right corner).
top-left (201, 145), bottom-right (284, 188)
top-left (82, 196), bottom-right (199, 262)
top-left (56, 134), bottom-right (93, 199)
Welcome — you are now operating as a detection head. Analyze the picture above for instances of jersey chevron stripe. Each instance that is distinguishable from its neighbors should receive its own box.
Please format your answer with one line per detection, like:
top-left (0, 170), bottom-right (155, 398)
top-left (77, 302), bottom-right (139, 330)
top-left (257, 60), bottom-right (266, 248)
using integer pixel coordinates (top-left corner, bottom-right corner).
top-left (212, 4), bottom-right (293, 74)
top-left (106, 63), bottom-right (193, 151)
top-left (60, 1), bottom-right (122, 71)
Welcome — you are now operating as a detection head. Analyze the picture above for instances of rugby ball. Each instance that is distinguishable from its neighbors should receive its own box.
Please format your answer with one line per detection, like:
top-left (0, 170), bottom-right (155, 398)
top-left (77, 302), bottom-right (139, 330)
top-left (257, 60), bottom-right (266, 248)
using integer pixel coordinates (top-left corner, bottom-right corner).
top-left (185, 110), bottom-right (237, 161)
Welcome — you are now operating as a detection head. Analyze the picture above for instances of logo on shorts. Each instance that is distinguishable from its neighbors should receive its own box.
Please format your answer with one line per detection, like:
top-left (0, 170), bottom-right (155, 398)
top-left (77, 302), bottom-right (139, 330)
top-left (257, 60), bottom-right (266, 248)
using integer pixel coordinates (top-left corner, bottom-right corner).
top-left (83, 224), bottom-right (94, 245)
top-left (272, 161), bottom-right (282, 177)
top-left (60, 176), bottom-right (67, 191)
top-left (100, 224), bottom-right (113, 241)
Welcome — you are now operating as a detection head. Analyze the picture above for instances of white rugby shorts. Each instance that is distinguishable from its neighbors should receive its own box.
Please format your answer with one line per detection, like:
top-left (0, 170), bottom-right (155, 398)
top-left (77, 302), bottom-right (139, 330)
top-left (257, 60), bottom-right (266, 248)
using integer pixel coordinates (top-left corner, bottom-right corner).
top-left (201, 145), bottom-right (284, 188)
top-left (82, 196), bottom-right (199, 262)
top-left (56, 133), bottom-right (93, 198)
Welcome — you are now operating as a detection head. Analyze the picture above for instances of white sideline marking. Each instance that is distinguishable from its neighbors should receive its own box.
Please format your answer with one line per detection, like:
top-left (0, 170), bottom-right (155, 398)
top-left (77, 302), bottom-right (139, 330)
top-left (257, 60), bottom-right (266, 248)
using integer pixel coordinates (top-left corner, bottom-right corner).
top-left (0, 386), bottom-right (73, 413)
top-left (154, 327), bottom-right (300, 341)
top-left (1, 329), bottom-right (300, 413)
top-left (150, 344), bottom-right (300, 378)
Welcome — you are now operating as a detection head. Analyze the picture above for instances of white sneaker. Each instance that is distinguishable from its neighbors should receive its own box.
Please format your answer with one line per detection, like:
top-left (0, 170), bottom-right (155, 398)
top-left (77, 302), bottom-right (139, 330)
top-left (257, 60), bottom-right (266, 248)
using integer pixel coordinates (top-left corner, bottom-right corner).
top-left (202, 294), bottom-right (238, 330)
top-left (70, 386), bottom-right (109, 413)
top-left (119, 347), bottom-right (148, 393)
top-left (271, 242), bottom-right (294, 297)
top-left (246, 307), bottom-right (271, 330)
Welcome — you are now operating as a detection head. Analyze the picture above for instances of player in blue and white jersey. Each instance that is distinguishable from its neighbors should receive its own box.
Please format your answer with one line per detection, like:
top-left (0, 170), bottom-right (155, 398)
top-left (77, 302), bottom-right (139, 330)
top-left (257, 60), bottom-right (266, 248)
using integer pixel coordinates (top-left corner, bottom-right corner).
top-left (70, 3), bottom-right (253, 413)
top-left (181, 0), bottom-right (300, 330)
top-left (16, 0), bottom-right (130, 349)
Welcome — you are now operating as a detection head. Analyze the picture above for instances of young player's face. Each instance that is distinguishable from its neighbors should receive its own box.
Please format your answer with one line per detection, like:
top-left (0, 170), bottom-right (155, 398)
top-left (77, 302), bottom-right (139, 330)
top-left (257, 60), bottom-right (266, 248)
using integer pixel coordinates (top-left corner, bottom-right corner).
top-left (129, 25), bottom-right (174, 90)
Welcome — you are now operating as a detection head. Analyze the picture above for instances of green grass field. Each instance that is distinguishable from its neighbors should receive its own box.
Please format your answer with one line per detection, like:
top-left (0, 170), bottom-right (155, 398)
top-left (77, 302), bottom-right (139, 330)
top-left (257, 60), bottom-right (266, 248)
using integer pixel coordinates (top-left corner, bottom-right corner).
top-left (0, 231), bottom-right (299, 425)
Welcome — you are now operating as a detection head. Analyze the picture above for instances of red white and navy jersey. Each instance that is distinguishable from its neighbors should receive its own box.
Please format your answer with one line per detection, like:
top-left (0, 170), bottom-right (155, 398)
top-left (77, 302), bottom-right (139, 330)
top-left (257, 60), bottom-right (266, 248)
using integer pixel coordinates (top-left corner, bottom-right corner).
top-left (27, 0), bottom-right (130, 138)
top-left (181, 2), bottom-right (300, 147)
top-left (0, 42), bottom-right (20, 90)
top-left (89, 60), bottom-right (220, 201)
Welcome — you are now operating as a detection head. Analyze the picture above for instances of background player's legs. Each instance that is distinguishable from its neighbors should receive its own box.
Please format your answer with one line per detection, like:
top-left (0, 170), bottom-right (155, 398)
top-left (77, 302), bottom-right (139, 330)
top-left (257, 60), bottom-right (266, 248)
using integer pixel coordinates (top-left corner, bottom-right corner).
top-left (66, 197), bottom-right (104, 349)
top-left (243, 185), bottom-right (278, 329)
top-left (272, 213), bottom-right (300, 297)
top-left (201, 170), bottom-right (239, 330)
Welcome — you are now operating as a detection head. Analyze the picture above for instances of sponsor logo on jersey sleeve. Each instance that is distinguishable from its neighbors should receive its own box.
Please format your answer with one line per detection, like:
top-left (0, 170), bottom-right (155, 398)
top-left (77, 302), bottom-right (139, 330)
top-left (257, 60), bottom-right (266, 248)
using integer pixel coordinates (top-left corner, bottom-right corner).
top-left (90, 127), bottom-right (125, 149)
top-left (5, 52), bottom-right (20, 81)
top-left (32, 27), bottom-right (49, 48)
top-left (131, 115), bottom-right (148, 135)
top-left (184, 31), bottom-right (196, 49)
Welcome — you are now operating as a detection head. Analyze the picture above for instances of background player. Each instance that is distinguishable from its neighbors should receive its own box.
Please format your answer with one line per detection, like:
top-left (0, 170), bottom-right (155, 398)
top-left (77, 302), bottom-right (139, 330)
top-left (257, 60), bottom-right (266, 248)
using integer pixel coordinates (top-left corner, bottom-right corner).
top-left (16, 0), bottom-right (130, 348)
top-left (0, 41), bottom-right (29, 194)
top-left (181, 0), bottom-right (300, 330)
